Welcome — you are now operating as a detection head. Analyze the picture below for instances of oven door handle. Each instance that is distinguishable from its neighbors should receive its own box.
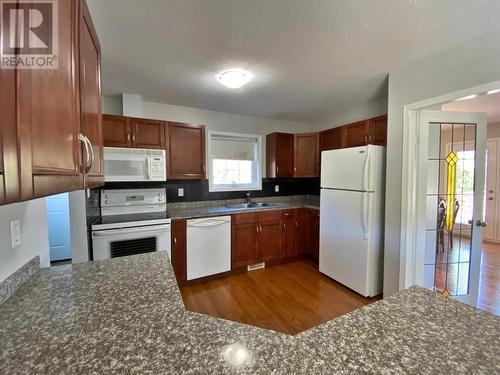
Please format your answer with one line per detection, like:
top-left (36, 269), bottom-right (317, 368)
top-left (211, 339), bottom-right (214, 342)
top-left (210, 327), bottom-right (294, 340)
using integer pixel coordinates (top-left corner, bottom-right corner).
top-left (92, 224), bottom-right (171, 238)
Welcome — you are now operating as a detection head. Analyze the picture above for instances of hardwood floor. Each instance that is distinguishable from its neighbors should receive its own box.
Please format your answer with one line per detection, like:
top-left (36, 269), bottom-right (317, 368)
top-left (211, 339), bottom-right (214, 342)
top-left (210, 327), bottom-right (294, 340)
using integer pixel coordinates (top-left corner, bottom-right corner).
top-left (478, 241), bottom-right (500, 315)
top-left (434, 239), bottom-right (499, 315)
top-left (180, 260), bottom-right (380, 335)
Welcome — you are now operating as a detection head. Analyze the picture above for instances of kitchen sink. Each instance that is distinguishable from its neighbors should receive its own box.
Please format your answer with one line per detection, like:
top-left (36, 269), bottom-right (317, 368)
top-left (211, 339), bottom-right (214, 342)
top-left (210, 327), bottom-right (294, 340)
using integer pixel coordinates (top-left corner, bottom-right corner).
top-left (225, 202), bottom-right (277, 209)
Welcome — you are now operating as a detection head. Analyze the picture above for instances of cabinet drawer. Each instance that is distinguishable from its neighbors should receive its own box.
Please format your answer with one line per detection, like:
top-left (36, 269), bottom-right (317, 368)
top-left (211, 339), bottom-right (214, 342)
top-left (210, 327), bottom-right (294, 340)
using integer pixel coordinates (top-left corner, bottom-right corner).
top-left (232, 212), bottom-right (259, 225)
top-left (260, 210), bottom-right (282, 222)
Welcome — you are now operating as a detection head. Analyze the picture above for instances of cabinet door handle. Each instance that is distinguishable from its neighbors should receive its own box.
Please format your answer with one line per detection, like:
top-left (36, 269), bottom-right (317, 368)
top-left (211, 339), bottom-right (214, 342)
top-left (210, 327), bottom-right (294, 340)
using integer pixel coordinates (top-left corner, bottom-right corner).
top-left (295, 221), bottom-right (298, 228)
top-left (276, 166), bottom-right (279, 175)
top-left (78, 133), bottom-right (91, 173)
top-left (256, 225), bottom-right (259, 234)
top-left (283, 223), bottom-right (286, 231)
top-left (84, 135), bottom-right (95, 173)
top-left (132, 134), bottom-right (136, 143)
top-left (173, 237), bottom-right (177, 247)
top-left (127, 133), bottom-right (131, 142)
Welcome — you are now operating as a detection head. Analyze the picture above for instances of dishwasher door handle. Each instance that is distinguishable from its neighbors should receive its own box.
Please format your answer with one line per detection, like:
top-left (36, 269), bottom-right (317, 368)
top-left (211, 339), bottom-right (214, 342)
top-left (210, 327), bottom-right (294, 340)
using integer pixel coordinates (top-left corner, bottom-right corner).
top-left (187, 217), bottom-right (231, 228)
top-left (188, 220), bottom-right (229, 228)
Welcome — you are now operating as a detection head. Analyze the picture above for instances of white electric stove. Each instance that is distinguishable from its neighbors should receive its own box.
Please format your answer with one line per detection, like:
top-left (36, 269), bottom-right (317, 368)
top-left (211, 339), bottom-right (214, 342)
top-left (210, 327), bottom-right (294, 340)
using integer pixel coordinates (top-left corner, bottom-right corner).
top-left (91, 188), bottom-right (171, 261)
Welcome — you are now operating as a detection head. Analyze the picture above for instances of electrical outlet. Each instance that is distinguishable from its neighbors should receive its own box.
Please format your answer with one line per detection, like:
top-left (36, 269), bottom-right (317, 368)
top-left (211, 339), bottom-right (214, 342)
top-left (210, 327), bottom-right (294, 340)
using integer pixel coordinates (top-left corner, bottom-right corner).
top-left (10, 219), bottom-right (21, 248)
top-left (178, 188), bottom-right (184, 197)
top-left (274, 185), bottom-right (279, 193)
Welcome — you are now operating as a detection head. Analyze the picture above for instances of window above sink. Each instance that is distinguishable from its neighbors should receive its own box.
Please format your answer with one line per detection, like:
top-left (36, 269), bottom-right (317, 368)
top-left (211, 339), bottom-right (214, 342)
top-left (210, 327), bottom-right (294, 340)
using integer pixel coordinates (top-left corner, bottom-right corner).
top-left (207, 131), bottom-right (262, 192)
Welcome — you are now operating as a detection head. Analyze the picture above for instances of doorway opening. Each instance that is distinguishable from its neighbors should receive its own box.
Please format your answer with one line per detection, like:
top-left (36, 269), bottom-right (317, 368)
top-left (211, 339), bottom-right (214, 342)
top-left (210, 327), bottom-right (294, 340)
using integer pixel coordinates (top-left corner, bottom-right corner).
top-left (400, 80), bottom-right (500, 316)
top-left (46, 193), bottom-right (73, 266)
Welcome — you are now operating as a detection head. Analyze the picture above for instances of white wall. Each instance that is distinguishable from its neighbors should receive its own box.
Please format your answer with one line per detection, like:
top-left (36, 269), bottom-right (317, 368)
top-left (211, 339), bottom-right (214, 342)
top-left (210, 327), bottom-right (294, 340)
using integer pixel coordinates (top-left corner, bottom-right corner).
top-left (102, 95), bottom-right (122, 115)
top-left (105, 94), bottom-right (313, 177)
top-left (0, 199), bottom-right (49, 282)
top-left (312, 98), bottom-right (388, 131)
top-left (384, 28), bottom-right (500, 297)
top-left (69, 190), bottom-right (89, 264)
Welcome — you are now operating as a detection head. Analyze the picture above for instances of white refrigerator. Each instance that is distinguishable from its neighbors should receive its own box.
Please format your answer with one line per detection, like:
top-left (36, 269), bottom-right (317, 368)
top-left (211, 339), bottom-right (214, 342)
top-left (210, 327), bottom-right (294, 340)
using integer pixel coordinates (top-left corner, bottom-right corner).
top-left (319, 145), bottom-right (385, 297)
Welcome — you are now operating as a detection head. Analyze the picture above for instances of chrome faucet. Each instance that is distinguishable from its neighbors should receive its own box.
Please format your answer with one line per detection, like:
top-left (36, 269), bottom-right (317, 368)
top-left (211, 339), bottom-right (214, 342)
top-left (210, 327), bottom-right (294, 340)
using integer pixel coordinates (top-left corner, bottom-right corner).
top-left (245, 192), bottom-right (251, 204)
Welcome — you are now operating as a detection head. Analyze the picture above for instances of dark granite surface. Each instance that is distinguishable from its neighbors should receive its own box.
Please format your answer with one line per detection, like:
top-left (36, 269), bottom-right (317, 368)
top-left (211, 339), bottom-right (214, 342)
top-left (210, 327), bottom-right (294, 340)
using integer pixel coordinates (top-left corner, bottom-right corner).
top-left (0, 252), bottom-right (498, 374)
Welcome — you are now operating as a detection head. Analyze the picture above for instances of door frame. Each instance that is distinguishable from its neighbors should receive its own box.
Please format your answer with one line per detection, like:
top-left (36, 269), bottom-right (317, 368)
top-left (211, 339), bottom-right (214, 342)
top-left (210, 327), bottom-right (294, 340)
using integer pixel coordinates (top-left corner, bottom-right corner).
top-left (399, 80), bottom-right (500, 293)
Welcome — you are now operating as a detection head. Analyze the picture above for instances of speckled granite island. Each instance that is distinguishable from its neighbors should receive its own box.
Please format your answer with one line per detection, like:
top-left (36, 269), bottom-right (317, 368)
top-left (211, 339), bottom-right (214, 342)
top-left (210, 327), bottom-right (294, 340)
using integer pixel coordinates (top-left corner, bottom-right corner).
top-left (1, 252), bottom-right (498, 374)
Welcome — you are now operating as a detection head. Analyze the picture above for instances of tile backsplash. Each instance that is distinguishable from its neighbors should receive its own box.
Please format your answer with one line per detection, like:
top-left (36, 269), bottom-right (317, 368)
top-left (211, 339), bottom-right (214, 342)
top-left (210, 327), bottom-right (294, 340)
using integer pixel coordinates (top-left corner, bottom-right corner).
top-left (97, 178), bottom-right (320, 203)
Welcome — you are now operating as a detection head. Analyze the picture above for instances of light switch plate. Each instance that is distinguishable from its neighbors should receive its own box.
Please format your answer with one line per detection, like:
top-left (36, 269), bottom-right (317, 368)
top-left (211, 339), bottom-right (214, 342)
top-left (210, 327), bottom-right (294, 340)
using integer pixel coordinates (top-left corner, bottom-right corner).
top-left (10, 219), bottom-right (21, 248)
top-left (178, 188), bottom-right (184, 197)
top-left (274, 185), bottom-right (279, 193)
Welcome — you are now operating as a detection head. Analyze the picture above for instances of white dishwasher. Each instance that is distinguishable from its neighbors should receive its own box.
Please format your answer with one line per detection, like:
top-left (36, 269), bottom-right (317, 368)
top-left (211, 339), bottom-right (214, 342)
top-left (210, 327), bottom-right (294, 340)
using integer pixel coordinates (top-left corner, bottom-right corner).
top-left (186, 216), bottom-right (231, 280)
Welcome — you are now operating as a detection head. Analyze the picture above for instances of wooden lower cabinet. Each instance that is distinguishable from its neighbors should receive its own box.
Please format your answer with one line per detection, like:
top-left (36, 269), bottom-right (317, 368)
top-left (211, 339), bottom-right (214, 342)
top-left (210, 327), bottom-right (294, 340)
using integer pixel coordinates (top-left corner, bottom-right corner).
top-left (260, 211), bottom-right (283, 262)
top-left (171, 220), bottom-right (187, 282)
top-left (282, 209), bottom-right (298, 258)
top-left (232, 213), bottom-right (260, 269)
top-left (306, 209), bottom-right (320, 262)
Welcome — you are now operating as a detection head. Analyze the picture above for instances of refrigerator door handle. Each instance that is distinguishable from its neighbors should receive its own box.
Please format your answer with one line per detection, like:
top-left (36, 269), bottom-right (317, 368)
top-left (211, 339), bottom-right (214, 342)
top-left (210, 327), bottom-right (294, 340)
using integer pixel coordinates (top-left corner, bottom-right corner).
top-left (362, 152), bottom-right (371, 191)
top-left (362, 193), bottom-right (369, 240)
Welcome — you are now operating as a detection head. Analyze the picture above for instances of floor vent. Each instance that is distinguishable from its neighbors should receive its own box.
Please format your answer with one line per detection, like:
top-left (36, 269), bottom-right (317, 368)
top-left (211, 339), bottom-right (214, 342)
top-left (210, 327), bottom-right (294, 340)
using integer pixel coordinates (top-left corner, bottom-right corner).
top-left (247, 262), bottom-right (265, 272)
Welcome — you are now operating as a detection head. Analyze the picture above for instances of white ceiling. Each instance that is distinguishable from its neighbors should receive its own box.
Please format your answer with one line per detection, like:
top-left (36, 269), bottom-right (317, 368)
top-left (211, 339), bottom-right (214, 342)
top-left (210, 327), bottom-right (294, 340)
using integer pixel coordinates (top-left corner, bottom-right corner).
top-left (442, 91), bottom-right (500, 123)
top-left (87, 0), bottom-right (500, 123)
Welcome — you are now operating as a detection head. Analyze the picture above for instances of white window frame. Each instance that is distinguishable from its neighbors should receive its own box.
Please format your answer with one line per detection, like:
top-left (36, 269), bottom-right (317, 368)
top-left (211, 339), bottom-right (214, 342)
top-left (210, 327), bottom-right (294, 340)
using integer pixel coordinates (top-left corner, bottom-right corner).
top-left (206, 130), bottom-right (262, 192)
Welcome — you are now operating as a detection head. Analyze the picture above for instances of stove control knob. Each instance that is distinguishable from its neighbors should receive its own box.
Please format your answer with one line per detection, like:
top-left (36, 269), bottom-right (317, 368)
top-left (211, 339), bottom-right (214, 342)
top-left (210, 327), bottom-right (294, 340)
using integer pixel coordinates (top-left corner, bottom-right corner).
top-left (105, 200), bottom-right (110, 204)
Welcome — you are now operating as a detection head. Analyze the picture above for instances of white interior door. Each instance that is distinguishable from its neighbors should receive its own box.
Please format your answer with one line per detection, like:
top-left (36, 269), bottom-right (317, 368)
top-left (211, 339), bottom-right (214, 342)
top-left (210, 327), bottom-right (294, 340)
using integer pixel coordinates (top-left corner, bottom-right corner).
top-left (418, 110), bottom-right (486, 307)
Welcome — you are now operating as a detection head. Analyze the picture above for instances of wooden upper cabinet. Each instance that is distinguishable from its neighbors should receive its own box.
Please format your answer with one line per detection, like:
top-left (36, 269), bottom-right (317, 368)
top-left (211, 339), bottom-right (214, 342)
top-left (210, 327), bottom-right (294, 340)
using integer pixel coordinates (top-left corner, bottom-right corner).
top-left (266, 133), bottom-right (294, 178)
top-left (341, 120), bottom-right (370, 148)
top-left (320, 127), bottom-right (342, 152)
top-left (0, 67), bottom-right (18, 204)
top-left (130, 118), bottom-right (166, 149)
top-left (369, 115), bottom-right (388, 146)
top-left (25, 0), bottom-right (83, 198)
top-left (79, 0), bottom-right (103, 188)
top-left (102, 115), bottom-right (131, 147)
top-left (294, 133), bottom-right (319, 177)
top-left (167, 122), bottom-right (206, 180)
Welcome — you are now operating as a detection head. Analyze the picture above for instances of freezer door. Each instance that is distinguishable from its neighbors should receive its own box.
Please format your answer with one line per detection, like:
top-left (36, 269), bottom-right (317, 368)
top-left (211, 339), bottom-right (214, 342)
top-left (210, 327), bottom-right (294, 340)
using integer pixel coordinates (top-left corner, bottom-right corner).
top-left (320, 145), bottom-right (385, 191)
top-left (319, 189), bottom-right (376, 296)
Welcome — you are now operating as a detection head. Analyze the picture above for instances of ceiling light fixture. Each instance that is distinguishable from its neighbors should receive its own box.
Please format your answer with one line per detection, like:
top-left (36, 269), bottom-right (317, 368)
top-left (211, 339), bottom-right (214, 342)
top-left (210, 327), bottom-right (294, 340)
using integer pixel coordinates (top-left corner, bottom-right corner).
top-left (487, 89), bottom-right (500, 95)
top-left (216, 69), bottom-right (253, 89)
top-left (455, 94), bottom-right (477, 102)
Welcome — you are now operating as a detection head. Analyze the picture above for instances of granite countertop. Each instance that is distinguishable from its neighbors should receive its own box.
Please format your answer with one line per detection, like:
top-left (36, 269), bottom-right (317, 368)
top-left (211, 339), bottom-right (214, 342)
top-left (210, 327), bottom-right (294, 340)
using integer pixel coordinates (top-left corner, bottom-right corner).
top-left (1, 252), bottom-right (498, 374)
top-left (167, 195), bottom-right (320, 220)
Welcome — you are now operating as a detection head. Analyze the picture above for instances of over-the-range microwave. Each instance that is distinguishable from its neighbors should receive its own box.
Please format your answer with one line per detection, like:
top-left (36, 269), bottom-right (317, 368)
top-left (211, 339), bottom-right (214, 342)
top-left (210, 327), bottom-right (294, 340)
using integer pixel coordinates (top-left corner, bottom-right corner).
top-left (103, 147), bottom-right (166, 182)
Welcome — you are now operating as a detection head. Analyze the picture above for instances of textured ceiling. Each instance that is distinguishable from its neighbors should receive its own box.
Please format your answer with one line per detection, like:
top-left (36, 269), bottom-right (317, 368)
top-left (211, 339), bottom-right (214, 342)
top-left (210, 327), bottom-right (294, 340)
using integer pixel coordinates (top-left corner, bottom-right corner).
top-left (443, 91), bottom-right (500, 123)
top-left (87, 0), bottom-right (500, 123)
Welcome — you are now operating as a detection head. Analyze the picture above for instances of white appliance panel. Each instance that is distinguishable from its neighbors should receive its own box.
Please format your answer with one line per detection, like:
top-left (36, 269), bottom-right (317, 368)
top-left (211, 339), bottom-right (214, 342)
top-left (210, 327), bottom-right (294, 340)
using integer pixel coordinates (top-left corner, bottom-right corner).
top-left (92, 224), bottom-right (171, 261)
top-left (104, 147), bottom-right (166, 182)
top-left (319, 189), bottom-right (383, 297)
top-left (321, 145), bottom-right (385, 192)
top-left (186, 216), bottom-right (231, 280)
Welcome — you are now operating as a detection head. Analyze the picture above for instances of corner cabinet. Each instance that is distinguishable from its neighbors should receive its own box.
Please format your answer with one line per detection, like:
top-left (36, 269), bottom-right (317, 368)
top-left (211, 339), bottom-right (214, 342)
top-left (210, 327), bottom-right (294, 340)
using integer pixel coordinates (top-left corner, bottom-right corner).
top-left (1, 0), bottom-right (103, 205)
top-left (167, 122), bottom-right (206, 180)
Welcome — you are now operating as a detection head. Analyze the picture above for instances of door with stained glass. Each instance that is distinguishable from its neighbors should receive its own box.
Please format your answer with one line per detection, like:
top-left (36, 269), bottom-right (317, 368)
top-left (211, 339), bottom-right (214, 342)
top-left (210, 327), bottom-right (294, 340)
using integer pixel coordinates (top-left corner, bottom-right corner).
top-left (421, 110), bottom-right (487, 307)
